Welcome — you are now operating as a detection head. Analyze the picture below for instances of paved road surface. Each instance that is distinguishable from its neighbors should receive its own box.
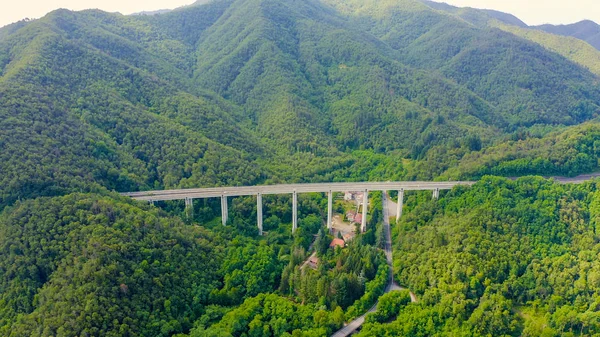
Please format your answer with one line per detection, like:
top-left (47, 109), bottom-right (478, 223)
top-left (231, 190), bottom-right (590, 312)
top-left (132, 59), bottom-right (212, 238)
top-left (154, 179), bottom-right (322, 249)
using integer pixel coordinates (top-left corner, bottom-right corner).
top-left (331, 192), bottom-right (416, 337)
top-left (504, 173), bottom-right (600, 184)
top-left (551, 173), bottom-right (600, 184)
top-left (122, 181), bottom-right (474, 201)
top-left (123, 173), bottom-right (600, 202)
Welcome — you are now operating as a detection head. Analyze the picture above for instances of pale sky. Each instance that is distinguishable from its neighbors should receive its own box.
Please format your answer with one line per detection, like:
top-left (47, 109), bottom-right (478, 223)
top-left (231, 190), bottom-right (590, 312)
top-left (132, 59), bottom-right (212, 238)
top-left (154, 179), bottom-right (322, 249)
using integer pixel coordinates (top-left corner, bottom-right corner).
top-left (434, 0), bottom-right (600, 26)
top-left (0, 1), bottom-right (195, 28)
top-left (1, 0), bottom-right (599, 28)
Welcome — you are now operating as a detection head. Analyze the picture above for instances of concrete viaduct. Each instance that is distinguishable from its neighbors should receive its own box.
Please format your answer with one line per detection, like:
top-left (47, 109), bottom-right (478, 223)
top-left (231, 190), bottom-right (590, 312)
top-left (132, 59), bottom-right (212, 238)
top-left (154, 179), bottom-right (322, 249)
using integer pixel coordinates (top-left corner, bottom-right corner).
top-left (121, 181), bottom-right (475, 235)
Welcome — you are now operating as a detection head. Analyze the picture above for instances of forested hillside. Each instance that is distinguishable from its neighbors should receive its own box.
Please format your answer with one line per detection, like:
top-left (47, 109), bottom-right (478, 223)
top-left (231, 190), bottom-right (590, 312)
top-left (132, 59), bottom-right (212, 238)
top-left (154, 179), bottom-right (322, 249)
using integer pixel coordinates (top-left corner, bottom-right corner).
top-left (0, 193), bottom-right (224, 336)
top-left (536, 20), bottom-right (600, 51)
top-left (2, 0), bottom-right (600, 335)
top-left (491, 22), bottom-right (600, 77)
top-left (357, 177), bottom-right (600, 336)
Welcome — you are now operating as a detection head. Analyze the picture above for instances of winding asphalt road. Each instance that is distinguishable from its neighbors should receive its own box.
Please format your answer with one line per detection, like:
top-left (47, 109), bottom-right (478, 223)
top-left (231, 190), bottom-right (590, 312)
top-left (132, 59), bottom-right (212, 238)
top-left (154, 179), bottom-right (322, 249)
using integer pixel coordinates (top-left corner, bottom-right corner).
top-left (331, 192), bottom-right (416, 337)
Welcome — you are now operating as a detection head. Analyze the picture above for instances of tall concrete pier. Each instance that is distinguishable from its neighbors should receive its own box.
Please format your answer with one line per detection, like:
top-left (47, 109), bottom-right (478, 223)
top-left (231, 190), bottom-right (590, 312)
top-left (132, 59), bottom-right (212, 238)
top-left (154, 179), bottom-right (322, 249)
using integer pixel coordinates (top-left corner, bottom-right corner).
top-left (396, 189), bottom-right (404, 224)
top-left (257, 193), bottom-right (263, 235)
top-left (327, 190), bottom-right (333, 231)
top-left (292, 190), bottom-right (298, 233)
top-left (221, 194), bottom-right (228, 226)
top-left (124, 181), bottom-right (475, 234)
top-left (361, 189), bottom-right (368, 232)
top-left (185, 197), bottom-right (193, 219)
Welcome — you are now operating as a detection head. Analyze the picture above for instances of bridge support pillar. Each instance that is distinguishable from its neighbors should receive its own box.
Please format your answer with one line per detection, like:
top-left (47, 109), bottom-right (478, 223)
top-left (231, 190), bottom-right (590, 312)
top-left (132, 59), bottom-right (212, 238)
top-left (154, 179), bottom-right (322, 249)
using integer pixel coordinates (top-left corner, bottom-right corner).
top-left (257, 193), bottom-right (263, 236)
top-left (361, 189), bottom-right (368, 232)
top-left (221, 195), bottom-right (228, 226)
top-left (185, 198), bottom-right (193, 219)
top-left (396, 189), bottom-right (404, 224)
top-left (292, 191), bottom-right (298, 233)
top-left (432, 188), bottom-right (440, 200)
top-left (327, 190), bottom-right (333, 232)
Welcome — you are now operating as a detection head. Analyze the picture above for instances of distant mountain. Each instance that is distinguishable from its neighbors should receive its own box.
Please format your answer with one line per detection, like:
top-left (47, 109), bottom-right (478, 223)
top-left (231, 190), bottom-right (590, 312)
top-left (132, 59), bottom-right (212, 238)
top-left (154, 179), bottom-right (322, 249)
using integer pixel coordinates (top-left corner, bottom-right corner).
top-left (421, 2), bottom-right (600, 80)
top-left (424, 2), bottom-right (600, 51)
top-left (130, 9), bottom-right (172, 16)
top-left (491, 21), bottom-right (600, 76)
top-left (535, 20), bottom-right (600, 50)
top-left (421, 0), bottom-right (527, 28)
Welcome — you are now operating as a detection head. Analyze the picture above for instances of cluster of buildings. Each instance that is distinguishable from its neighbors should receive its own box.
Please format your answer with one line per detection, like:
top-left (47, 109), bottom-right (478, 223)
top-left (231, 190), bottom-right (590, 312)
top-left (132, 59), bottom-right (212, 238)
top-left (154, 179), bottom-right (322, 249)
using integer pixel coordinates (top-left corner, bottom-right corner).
top-left (304, 191), bottom-right (366, 270)
top-left (343, 191), bottom-right (364, 202)
top-left (345, 210), bottom-right (362, 224)
top-left (305, 237), bottom-right (348, 269)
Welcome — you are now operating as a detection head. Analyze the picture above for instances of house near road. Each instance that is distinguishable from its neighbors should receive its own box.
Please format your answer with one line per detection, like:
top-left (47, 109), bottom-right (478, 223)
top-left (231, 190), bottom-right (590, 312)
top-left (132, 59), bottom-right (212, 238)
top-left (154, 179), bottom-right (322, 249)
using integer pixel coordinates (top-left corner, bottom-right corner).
top-left (344, 191), bottom-right (364, 202)
top-left (343, 232), bottom-right (355, 242)
top-left (330, 238), bottom-right (345, 249)
top-left (346, 210), bottom-right (357, 222)
top-left (307, 255), bottom-right (319, 269)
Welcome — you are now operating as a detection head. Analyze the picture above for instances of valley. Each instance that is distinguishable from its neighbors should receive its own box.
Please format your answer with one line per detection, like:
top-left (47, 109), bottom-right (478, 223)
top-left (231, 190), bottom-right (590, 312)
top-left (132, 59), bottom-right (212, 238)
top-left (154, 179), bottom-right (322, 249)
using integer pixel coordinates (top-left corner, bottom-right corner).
top-left (2, 0), bottom-right (600, 335)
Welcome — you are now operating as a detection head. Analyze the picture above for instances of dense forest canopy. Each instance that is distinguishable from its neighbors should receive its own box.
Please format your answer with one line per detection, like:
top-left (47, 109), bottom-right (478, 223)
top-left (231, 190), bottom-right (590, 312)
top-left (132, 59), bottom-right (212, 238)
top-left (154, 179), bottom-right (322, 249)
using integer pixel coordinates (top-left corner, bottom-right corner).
top-left (358, 177), bottom-right (600, 336)
top-left (2, 0), bottom-right (600, 335)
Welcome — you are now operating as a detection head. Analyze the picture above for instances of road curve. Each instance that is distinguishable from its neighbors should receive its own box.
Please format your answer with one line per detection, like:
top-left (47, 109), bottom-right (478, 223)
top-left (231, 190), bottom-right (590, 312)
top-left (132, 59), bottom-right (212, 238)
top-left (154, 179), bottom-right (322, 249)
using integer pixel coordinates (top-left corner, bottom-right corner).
top-left (331, 192), bottom-right (416, 337)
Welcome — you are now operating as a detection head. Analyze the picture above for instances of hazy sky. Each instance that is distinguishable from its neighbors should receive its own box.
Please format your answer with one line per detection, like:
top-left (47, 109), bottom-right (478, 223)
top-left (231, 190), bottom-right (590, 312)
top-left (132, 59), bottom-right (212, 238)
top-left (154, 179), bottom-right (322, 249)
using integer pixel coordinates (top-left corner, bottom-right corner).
top-left (1, 0), bottom-right (599, 28)
top-left (0, 1), bottom-right (195, 28)
top-left (435, 0), bottom-right (599, 25)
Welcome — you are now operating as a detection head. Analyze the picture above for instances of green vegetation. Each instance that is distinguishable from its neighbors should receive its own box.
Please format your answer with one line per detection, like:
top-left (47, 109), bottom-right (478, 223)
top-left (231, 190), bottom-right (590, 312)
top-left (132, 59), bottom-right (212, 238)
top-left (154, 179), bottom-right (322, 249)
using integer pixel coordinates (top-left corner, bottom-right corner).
top-left (443, 122), bottom-right (600, 179)
top-left (535, 20), bottom-right (600, 51)
top-left (492, 21), bottom-right (600, 76)
top-left (2, 0), bottom-right (600, 211)
top-left (354, 177), bottom-right (600, 336)
top-left (0, 193), bottom-right (223, 336)
top-left (188, 293), bottom-right (344, 336)
top-left (363, 290), bottom-right (413, 324)
top-left (2, 0), bottom-right (600, 335)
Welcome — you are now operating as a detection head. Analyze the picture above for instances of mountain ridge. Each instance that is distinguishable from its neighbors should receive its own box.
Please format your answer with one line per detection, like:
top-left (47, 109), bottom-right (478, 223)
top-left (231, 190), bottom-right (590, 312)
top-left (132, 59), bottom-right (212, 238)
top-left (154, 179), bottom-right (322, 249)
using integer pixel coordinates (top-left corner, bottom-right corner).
top-left (0, 0), bottom-right (599, 209)
top-left (535, 19), bottom-right (600, 50)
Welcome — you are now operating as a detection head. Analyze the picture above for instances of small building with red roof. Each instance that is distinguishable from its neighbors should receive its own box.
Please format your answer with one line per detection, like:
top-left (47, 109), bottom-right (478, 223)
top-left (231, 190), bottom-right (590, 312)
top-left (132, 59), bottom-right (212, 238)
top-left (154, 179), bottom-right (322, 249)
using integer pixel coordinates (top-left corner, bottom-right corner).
top-left (330, 238), bottom-right (345, 249)
top-left (343, 232), bottom-right (355, 242)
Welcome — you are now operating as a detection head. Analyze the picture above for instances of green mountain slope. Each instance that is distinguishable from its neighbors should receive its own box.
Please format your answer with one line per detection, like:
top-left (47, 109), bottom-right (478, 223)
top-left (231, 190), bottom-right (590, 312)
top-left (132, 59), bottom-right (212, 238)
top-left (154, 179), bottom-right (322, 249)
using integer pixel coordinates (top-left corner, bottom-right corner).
top-left (420, 2), bottom-right (600, 80)
top-left (491, 21), bottom-right (600, 77)
top-left (0, 193), bottom-right (224, 336)
top-left (355, 177), bottom-right (600, 336)
top-left (422, 0), bottom-right (528, 28)
top-left (324, 0), bottom-right (600, 127)
top-left (0, 7), bottom-right (272, 209)
top-left (0, 0), bottom-right (600, 195)
top-left (443, 122), bottom-right (600, 179)
top-left (536, 20), bottom-right (600, 51)
top-left (1, 0), bottom-right (600, 210)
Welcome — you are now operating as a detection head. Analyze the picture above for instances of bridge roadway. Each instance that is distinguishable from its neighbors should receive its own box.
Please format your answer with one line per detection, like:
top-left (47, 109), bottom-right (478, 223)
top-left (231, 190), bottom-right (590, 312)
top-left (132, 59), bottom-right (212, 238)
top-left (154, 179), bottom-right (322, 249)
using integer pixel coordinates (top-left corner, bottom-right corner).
top-left (121, 181), bottom-right (474, 235)
top-left (122, 181), bottom-right (475, 201)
